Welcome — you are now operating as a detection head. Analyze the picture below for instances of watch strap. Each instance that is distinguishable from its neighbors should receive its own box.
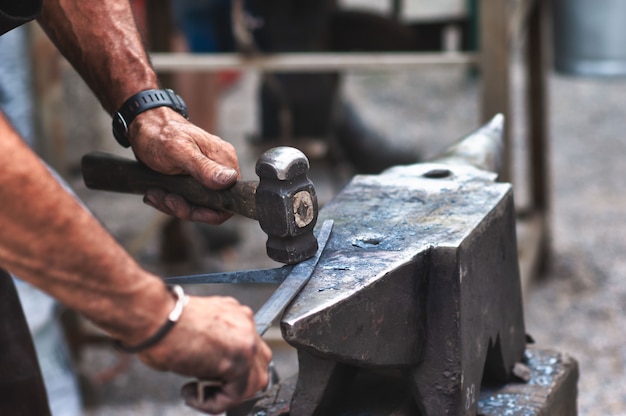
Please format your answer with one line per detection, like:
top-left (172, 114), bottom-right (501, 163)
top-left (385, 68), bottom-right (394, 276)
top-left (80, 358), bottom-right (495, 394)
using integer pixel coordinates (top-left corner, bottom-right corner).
top-left (112, 89), bottom-right (188, 148)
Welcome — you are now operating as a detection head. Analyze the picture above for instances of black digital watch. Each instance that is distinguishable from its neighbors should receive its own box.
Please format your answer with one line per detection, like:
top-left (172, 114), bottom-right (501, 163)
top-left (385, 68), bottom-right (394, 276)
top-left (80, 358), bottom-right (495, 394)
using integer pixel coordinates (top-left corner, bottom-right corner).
top-left (111, 88), bottom-right (188, 148)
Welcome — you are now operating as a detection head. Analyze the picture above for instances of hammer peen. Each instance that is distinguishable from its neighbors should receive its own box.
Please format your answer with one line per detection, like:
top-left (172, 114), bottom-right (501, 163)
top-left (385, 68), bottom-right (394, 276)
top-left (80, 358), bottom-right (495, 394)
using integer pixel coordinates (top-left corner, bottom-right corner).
top-left (81, 146), bottom-right (319, 264)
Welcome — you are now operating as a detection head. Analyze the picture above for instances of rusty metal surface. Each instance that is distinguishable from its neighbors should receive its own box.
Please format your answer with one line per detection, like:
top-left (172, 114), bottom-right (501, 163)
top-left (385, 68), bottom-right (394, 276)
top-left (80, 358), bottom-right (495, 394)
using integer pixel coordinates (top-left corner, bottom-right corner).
top-left (478, 347), bottom-right (579, 416)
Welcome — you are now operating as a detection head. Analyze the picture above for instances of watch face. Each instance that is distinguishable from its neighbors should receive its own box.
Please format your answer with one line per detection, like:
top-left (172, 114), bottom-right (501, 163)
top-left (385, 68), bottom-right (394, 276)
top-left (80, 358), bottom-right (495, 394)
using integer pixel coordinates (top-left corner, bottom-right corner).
top-left (112, 112), bottom-right (131, 147)
top-left (176, 95), bottom-right (189, 118)
top-left (113, 112), bottom-right (127, 134)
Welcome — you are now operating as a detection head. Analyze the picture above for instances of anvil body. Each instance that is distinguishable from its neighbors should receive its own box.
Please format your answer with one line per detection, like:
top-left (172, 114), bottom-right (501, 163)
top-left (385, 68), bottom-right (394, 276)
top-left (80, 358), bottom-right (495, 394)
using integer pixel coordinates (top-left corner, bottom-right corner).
top-left (269, 160), bottom-right (526, 415)
top-left (225, 116), bottom-right (531, 415)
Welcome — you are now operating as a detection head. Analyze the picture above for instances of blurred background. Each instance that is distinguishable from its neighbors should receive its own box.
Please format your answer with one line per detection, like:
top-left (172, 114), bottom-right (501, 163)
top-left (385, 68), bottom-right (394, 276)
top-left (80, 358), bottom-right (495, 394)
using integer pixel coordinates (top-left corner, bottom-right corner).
top-left (7, 0), bottom-right (626, 414)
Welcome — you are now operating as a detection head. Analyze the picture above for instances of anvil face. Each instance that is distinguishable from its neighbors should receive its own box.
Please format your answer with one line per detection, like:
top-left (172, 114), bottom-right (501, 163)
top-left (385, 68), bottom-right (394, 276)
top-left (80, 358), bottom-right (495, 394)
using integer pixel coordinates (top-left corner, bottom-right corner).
top-left (279, 162), bottom-right (526, 415)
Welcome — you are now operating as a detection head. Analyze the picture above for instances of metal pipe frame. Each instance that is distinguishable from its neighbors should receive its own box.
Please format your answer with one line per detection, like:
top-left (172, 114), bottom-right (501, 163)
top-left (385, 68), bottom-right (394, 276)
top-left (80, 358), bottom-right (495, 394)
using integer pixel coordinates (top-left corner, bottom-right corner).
top-left (150, 52), bottom-right (478, 73)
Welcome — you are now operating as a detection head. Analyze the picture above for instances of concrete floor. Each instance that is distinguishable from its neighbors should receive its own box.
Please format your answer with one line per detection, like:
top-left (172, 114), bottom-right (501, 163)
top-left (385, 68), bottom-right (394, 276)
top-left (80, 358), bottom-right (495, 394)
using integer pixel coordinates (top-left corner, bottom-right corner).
top-left (524, 72), bottom-right (626, 415)
top-left (68, 61), bottom-right (626, 415)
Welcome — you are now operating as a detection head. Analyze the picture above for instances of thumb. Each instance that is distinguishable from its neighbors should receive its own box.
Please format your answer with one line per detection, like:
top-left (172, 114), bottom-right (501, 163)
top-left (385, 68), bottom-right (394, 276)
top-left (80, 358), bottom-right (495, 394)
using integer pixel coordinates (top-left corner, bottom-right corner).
top-left (187, 154), bottom-right (239, 190)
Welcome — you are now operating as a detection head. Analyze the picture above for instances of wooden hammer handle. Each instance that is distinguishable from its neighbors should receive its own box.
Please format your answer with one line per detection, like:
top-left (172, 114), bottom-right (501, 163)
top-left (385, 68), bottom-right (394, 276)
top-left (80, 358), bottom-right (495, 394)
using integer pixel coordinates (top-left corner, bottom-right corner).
top-left (81, 152), bottom-right (258, 220)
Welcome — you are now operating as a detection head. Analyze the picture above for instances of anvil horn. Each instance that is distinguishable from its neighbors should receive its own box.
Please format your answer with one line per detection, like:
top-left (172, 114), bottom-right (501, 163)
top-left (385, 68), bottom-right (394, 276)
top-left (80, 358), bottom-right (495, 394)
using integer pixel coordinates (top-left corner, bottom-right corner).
top-left (433, 113), bottom-right (505, 174)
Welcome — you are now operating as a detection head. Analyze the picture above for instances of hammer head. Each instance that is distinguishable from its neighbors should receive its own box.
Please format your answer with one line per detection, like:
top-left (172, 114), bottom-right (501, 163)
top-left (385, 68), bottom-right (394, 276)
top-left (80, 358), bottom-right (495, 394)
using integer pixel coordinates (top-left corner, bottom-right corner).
top-left (255, 147), bottom-right (319, 264)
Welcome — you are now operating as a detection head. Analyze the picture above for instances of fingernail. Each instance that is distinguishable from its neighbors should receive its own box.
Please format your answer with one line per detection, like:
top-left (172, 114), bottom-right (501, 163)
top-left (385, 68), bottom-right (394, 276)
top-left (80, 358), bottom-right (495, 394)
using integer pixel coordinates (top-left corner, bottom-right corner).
top-left (215, 168), bottom-right (238, 185)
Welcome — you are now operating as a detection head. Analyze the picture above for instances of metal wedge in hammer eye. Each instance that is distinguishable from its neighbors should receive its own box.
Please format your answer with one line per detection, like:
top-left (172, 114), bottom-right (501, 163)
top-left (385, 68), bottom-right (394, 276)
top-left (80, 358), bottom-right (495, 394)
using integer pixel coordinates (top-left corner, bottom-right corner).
top-left (80, 146), bottom-right (319, 264)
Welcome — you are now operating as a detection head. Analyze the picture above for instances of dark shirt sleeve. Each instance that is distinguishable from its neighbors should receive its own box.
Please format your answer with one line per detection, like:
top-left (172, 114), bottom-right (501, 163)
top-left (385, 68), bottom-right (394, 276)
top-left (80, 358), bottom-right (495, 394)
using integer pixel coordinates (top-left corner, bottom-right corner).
top-left (0, 0), bottom-right (42, 37)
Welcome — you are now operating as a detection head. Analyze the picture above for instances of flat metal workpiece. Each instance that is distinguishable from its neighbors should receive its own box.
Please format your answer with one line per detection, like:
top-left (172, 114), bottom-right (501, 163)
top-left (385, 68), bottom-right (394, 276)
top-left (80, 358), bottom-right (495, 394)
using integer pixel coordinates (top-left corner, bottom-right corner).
top-left (254, 220), bottom-right (333, 335)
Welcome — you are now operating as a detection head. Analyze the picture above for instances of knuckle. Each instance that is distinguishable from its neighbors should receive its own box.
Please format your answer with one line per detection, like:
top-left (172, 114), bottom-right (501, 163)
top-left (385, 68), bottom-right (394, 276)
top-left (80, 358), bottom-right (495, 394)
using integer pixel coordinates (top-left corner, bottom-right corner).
top-left (232, 333), bottom-right (258, 361)
top-left (241, 305), bottom-right (254, 318)
top-left (221, 140), bottom-right (236, 155)
top-left (161, 137), bottom-right (185, 155)
top-left (222, 296), bottom-right (239, 305)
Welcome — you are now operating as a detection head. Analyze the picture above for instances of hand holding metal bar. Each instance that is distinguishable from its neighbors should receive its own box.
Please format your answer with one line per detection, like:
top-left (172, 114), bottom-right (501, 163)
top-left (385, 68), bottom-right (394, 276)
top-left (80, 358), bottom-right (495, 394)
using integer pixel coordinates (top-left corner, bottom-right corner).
top-left (182, 220), bottom-right (333, 411)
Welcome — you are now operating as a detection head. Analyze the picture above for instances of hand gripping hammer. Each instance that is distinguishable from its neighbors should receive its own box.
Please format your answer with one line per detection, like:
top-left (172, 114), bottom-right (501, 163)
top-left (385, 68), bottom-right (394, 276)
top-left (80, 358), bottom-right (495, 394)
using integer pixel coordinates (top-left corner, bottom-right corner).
top-left (81, 146), bottom-right (319, 264)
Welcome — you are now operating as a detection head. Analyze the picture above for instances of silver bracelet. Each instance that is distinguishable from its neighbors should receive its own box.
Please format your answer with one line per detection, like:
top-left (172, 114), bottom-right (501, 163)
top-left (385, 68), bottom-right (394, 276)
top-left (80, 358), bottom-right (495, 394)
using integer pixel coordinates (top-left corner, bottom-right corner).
top-left (115, 285), bottom-right (189, 353)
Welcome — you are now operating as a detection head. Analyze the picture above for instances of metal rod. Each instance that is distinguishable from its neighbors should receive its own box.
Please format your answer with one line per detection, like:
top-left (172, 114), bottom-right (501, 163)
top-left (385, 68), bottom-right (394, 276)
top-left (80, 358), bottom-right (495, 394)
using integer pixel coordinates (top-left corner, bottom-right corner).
top-left (526, 0), bottom-right (550, 213)
top-left (480, 0), bottom-right (512, 182)
top-left (391, 0), bottom-right (403, 20)
top-left (150, 52), bottom-right (478, 73)
top-left (509, 0), bottom-right (537, 42)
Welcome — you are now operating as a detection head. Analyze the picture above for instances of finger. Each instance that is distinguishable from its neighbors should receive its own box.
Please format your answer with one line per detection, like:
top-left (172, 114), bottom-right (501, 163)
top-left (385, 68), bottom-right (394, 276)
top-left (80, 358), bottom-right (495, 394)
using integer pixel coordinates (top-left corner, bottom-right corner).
top-left (188, 207), bottom-right (233, 225)
top-left (195, 133), bottom-right (239, 171)
top-left (143, 189), bottom-right (175, 216)
top-left (240, 304), bottom-right (255, 319)
top-left (259, 339), bottom-right (273, 366)
top-left (244, 364), bottom-right (268, 400)
top-left (181, 380), bottom-right (235, 415)
top-left (251, 341), bottom-right (273, 393)
top-left (184, 152), bottom-right (239, 190)
top-left (162, 193), bottom-right (226, 224)
top-left (145, 189), bottom-right (232, 224)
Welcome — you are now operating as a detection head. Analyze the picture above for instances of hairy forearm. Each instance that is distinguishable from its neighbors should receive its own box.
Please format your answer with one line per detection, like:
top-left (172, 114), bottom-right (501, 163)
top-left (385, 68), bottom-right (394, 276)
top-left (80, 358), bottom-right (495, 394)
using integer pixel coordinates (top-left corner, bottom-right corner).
top-left (37, 0), bottom-right (159, 113)
top-left (0, 115), bottom-right (171, 345)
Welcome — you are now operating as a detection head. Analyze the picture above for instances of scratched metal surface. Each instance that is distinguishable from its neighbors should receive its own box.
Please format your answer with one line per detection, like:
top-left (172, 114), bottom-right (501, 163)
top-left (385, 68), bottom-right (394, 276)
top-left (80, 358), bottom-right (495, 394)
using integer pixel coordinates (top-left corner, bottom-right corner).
top-left (245, 347), bottom-right (578, 416)
top-left (283, 163), bottom-right (507, 322)
top-left (477, 348), bottom-right (579, 416)
top-left (278, 161), bottom-right (517, 381)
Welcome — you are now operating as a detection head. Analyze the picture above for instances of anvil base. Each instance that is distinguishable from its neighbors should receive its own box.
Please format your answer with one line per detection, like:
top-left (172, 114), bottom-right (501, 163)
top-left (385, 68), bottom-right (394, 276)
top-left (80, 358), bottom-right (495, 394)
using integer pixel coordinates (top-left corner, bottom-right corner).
top-left (231, 347), bottom-right (579, 416)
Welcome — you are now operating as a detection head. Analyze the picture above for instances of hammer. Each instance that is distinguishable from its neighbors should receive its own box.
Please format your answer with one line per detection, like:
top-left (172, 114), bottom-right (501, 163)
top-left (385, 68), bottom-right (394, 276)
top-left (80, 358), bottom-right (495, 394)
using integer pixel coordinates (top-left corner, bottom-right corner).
top-left (81, 146), bottom-right (318, 264)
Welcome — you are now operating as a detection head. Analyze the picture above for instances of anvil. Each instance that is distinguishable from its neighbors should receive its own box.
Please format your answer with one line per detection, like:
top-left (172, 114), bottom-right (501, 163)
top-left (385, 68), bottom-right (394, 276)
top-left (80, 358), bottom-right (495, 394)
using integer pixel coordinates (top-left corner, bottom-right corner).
top-left (236, 115), bottom-right (527, 416)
